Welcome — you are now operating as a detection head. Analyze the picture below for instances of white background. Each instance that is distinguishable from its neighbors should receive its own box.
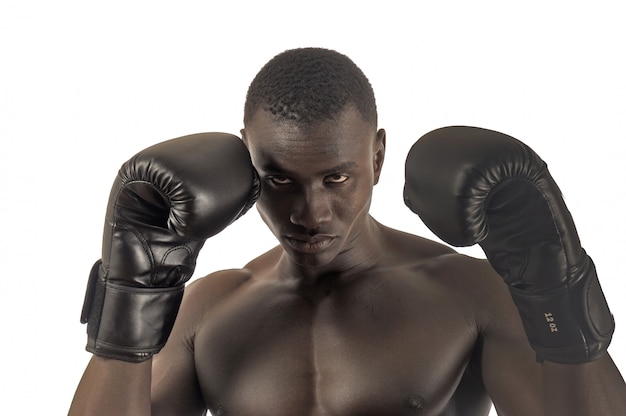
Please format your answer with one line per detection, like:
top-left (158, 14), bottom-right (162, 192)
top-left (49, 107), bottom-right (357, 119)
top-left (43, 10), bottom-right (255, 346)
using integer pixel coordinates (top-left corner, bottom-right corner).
top-left (1, 1), bottom-right (625, 414)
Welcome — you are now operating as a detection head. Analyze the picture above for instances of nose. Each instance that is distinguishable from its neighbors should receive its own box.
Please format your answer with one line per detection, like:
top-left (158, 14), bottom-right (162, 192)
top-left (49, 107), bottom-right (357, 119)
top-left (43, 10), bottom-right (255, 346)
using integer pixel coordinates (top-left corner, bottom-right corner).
top-left (289, 186), bottom-right (332, 230)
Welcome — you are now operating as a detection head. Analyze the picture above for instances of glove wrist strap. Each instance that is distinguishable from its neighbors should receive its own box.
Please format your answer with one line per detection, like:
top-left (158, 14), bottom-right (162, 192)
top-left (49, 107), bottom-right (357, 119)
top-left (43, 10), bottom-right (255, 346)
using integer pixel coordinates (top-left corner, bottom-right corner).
top-left (81, 261), bottom-right (185, 362)
top-left (509, 259), bottom-right (614, 364)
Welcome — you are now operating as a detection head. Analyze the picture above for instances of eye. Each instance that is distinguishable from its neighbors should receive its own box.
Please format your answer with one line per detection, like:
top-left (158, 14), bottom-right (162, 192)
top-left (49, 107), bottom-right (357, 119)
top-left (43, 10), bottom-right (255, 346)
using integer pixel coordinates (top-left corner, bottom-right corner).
top-left (325, 174), bottom-right (349, 184)
top-left (267, 176), bottom-right (293, 186)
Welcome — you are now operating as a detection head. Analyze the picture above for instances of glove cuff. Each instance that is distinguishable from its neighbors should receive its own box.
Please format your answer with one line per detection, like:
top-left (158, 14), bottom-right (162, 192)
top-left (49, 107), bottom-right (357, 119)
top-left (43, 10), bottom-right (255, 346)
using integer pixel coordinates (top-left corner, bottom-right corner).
top-left (81, 261), bottom-right (184, 362)
top-left (508, 257), bottom-right (614, 364)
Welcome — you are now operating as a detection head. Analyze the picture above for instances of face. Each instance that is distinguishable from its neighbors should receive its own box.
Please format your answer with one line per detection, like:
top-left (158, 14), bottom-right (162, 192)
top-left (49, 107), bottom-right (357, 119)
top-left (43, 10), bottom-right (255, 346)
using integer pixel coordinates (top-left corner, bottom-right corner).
top-left (242, 107), bottom-right (386, 270)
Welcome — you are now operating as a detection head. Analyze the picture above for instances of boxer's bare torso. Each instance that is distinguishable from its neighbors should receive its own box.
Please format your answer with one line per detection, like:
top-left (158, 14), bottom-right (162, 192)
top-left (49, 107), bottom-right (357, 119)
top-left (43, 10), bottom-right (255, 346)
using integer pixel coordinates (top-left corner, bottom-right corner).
top-left (152, 223), bottom-right (541, 415)
top-left (147, 107), bottom-right (544, 415)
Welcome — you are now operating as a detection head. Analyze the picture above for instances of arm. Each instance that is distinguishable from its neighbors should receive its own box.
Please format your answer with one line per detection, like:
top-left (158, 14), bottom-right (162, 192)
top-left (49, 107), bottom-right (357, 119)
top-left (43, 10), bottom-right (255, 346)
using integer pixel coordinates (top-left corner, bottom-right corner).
top-left (69, 358), bottom-right (152, 416)
top-left (150, 275), bottom-right (237, 415)
top-left (70, 275), bottom-right (223, 416)
top-left (541, 356), bottom-right (626, 415)
top-left (405, 125), bottom-right (626, 414)
top-left (69, 132), bottom-right (259, 414)
top-left (474, 260), bottom-right (626, 415)
top-left (467, 259), bottom-right (544, 415)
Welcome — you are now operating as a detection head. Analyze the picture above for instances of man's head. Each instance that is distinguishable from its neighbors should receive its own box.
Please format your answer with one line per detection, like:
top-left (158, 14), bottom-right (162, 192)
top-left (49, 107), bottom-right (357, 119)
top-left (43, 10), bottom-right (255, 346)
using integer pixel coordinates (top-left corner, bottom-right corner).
top-left (241, 48), bottom-right (385, 271)
top-left (243, 47), bottom-right (377, 128)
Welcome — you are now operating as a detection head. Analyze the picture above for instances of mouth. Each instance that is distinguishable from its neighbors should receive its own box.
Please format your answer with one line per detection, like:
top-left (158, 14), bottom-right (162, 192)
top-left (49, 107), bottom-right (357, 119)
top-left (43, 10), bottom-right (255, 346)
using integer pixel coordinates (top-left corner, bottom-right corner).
top-left (284, 234), bottom-right (336, 254)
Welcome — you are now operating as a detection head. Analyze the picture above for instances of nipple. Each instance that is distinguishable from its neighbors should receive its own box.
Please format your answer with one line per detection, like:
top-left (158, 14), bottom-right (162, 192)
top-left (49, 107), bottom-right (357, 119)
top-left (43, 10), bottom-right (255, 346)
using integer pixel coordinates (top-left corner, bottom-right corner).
top-left (404, 394), bottom-right (425, 412)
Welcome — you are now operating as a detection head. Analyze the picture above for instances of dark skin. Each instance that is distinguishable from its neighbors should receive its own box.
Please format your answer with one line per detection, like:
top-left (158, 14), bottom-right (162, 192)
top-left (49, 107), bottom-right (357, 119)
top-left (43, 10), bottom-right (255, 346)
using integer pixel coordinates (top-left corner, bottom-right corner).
top-left (70, 107), bottom-right (626, 415)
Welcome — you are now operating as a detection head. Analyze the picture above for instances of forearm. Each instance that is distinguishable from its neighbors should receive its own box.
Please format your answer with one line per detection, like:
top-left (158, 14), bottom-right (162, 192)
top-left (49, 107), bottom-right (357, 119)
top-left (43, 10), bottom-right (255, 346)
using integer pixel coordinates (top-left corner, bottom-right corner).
top-left (542, 353), bottom-right (626, 416)
top-left (69, 356), bottom-right (152, 416)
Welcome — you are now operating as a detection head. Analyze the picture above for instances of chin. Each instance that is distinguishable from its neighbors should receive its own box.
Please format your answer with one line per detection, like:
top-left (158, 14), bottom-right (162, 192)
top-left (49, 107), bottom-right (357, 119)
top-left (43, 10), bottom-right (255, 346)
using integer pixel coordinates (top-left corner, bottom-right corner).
top-left (283, 246), bottom-right (340, 269)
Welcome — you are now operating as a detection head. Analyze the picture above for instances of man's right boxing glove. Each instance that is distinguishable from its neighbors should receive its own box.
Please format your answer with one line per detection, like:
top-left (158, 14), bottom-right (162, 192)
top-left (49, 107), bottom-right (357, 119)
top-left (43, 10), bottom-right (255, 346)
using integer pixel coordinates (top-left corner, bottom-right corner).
top-left (80, 132), bottom-right (259, 362)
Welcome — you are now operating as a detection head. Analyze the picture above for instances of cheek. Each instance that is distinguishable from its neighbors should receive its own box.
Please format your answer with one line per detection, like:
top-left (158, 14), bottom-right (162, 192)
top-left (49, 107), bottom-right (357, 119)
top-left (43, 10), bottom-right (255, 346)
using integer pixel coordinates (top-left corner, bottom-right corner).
top-left (334, 185), bottom-right (373, 221)
top-left (345, 194), bottom-right (372, 221)
top-left (255, 191), bottom-right (287, 229)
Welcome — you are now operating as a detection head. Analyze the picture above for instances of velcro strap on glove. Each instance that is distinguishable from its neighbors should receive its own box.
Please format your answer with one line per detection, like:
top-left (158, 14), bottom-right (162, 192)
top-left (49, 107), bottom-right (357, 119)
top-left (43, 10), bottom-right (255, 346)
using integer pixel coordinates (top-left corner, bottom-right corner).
top-left (81, 261), bottom-right (184, 362)
top-left (508, 259), bottom-right (614, 364)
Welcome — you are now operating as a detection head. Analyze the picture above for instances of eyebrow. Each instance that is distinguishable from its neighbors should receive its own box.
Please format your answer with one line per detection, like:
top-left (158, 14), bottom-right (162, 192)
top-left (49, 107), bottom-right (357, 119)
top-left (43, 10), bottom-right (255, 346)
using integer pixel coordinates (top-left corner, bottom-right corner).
top-left (321, 161), bottom-right (358, 175)
top-left (261, 161), bottom-right (358, 176)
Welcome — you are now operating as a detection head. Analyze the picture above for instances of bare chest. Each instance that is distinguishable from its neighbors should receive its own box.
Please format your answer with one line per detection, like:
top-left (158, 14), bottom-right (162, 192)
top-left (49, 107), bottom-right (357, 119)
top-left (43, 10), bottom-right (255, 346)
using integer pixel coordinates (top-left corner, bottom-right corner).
top-left (194, 274), bottom-right (481, 416)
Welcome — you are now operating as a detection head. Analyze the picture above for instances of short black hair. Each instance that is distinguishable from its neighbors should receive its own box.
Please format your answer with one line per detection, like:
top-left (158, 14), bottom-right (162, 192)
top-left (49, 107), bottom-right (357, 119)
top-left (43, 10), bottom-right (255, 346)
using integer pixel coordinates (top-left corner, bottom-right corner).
top-left (243, 47), bottom-right (377, 127)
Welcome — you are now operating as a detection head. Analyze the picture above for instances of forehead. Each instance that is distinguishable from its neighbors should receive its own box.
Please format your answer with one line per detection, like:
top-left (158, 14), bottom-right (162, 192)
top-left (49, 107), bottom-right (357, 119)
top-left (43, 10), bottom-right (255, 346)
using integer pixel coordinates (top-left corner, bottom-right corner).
top-left (244, 107), bottom-right (376, 167)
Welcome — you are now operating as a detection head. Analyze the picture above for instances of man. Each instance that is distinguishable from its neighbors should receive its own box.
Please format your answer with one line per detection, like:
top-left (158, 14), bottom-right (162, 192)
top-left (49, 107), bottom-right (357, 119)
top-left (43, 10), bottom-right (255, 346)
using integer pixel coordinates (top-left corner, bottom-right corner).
top-left (70, 48), bottom-right (626, 415)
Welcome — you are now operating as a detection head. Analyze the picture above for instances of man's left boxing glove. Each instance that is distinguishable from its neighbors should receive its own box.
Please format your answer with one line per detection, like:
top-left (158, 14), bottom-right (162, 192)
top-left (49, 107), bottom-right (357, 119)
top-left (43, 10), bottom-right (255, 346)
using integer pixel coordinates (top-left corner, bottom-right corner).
top-left (404, 126), bottom-right (614, 364)
top-left (80, 132), bottom-right (259, 362)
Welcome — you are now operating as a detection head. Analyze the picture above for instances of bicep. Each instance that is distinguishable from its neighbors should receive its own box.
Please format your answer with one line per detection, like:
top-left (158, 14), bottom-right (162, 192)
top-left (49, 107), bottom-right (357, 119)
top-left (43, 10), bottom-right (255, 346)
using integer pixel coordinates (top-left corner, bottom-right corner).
top-left (151, 281), bottom-right (208, 415)
top-left (152, 348), bottom-right (206, 415)
top-left (476, 268), bottom-right (544, 416)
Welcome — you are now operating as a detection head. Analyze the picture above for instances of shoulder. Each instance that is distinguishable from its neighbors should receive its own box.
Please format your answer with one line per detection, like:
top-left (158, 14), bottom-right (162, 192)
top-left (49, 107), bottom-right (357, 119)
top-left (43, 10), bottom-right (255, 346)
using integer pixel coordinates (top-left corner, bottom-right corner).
top-left (381, 225), bottom-right (498, 285)
top-left (378, 225), bottom-right (507, 309)
top-left (424, 249), bottom-right (512, 302)
top-left (183, 268), bottom-right (253, 313)
top-left (382, 225), bottom-right (518, 328)
top-left (182, 245), bottom-right (283, 314)
top-left (379, 225), bottom-right (456, 260)
top-left (419, 250), bottom-right (527, 342)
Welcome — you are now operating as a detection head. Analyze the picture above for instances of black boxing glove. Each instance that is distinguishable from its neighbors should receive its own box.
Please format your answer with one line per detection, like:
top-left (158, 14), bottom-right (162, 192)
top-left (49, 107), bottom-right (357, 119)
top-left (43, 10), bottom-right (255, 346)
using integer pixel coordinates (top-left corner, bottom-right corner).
top-left (404, 125), bottom-right (614, 364)
top-left (80, 132), bottom-right (259, 362)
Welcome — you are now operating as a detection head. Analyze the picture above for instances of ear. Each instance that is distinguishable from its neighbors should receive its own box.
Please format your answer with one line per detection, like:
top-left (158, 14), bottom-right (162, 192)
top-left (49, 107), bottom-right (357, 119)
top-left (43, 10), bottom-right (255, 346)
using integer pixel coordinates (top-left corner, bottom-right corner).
top-left (373, 128), bottom-right (386, 185)
top-left (240, 128), bottom-right (249, 148)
